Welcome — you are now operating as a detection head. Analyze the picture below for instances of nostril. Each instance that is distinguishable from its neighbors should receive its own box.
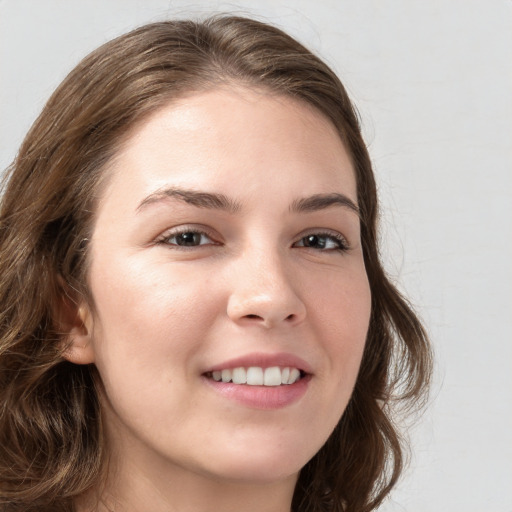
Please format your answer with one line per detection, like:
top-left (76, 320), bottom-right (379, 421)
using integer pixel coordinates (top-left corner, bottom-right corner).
top-left (242, 313), bottom-right (297, 324)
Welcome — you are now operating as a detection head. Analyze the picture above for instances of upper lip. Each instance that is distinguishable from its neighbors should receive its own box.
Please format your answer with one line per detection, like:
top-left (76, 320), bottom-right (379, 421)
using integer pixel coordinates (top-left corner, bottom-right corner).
top-left (205, 352), bottom-right (313, 374)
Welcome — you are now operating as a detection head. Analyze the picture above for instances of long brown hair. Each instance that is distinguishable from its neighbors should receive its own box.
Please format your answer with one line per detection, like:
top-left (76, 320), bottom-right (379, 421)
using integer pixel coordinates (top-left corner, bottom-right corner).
top-left (0, 16), bottom-right (432, 512)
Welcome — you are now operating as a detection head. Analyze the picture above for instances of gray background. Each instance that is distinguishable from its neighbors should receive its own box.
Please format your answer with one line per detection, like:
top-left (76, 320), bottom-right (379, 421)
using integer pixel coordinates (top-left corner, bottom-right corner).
top-left (1, 1), bottom-right (511, 510)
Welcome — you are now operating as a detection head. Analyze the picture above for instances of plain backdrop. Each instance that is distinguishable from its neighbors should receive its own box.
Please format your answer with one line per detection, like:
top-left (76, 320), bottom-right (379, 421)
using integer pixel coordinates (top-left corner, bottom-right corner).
top-left (1, 1), bottom-right (511, 511)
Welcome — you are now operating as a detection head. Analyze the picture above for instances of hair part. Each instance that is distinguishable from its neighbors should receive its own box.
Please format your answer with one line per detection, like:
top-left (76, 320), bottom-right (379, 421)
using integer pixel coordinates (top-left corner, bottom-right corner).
top-left (0, 15), bottom-right (432, 512)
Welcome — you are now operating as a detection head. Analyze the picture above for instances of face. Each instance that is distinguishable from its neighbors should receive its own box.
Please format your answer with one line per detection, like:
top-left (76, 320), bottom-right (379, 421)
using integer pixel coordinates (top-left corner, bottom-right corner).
top-left (72, 87), bottom-right (371, 487)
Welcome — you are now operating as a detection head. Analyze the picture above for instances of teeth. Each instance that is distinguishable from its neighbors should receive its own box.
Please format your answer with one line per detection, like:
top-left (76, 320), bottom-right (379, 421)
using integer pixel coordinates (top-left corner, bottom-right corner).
top-left (264, 367), bottom-right (282, 386)
top-left (246, 367), bottom-right (264, 385)
top-left (288, 368), bottom-right (300, 385)
top-left (232, 367), bottom-right (247, 384)
top-left (209, 366), bottom-right (302, 386)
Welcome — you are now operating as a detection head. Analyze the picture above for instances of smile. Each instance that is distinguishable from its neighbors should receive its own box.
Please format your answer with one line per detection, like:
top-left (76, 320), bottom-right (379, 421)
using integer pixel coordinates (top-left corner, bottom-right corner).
top-left (207, 366), bottom-right (303, 386)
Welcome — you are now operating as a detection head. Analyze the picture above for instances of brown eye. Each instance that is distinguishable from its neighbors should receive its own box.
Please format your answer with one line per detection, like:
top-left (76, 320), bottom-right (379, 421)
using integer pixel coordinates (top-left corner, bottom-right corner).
top-left (165, 231), bottom-right (213, 247)
top-left (302, 235), bottom-right (327, 249)
top-left (294, 233), bottom-right (347, 251)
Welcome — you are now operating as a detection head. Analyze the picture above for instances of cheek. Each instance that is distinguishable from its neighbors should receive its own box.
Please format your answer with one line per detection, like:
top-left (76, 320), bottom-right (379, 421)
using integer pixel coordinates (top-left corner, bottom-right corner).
top-left (86, 257), bottom-right (226, 445)
top-left (87, 256), bottom-right (222, 385)
top-left (308, 266), bottom-right (371, 385)
top-left (290, 266), bottom-right (370, 453)
top-left (310, 263), bottom-right (371, 338)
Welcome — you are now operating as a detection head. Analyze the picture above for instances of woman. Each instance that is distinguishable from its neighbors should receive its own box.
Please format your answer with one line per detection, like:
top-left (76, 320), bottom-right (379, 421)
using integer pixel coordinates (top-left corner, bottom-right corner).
top-left (0, 15), bottom-right (432, 512)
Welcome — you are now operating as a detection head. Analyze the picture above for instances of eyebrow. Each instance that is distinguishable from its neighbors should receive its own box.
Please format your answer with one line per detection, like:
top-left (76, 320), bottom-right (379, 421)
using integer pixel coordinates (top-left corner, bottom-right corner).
top-left (290, 193), bottom-right (359, 216)
top-left (137, 187), bottom-right (242, 214)
top-left (137, 187), bottom-right (359, 217)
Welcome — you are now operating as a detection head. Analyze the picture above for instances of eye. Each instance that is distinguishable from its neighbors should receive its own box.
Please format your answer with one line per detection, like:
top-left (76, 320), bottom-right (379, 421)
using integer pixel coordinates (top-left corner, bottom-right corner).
top-left (293, 232), bottom-right (348, 251)
top-left (157, 228), bottom-right (217, 248)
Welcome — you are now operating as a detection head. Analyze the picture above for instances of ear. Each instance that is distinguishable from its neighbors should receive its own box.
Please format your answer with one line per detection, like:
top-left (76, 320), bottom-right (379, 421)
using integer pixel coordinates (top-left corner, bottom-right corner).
top-left (62, 303), bottom-right (96, 364)
top-left (56, 278), bottom-right (96, 365)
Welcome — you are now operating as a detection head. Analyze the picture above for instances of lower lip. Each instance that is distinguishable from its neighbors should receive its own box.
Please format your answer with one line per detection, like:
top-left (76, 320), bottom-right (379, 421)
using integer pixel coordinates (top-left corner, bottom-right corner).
top-left (203, 375), bottom-right (311, 410)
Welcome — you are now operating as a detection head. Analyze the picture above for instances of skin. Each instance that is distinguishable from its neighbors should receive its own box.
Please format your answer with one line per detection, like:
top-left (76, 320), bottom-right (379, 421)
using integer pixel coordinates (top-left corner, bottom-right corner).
top-left (67, 87), bottom-right (372, 512)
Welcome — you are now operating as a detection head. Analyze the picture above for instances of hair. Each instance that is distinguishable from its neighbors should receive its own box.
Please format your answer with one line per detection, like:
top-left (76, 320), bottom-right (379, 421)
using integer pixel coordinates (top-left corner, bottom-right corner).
top-left (0, 15), bottom-right (432, 512)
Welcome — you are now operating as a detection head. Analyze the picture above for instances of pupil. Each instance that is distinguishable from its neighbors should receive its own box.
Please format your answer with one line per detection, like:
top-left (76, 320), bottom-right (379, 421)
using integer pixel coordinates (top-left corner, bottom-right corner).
top-left (177, 232), bottom-right (200, 246)
top-left (305, 235), bottom-right (326, 249)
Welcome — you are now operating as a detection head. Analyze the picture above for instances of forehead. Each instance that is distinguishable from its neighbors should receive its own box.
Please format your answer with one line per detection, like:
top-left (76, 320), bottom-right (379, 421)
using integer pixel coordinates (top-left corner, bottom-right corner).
top-left (99, 86), bottom-right (357, 214)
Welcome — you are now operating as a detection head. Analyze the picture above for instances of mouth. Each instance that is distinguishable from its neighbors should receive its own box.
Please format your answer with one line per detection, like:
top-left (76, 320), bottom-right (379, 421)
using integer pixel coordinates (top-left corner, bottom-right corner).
top-left (201, 353), bottom-right (312, 409)
top-left (203, 366), bottom-right (306, 386)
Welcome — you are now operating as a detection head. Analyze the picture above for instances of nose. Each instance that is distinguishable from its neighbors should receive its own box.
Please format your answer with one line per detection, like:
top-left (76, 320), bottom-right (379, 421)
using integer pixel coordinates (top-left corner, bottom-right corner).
top-left (226, 250), bottom-right (307, 328)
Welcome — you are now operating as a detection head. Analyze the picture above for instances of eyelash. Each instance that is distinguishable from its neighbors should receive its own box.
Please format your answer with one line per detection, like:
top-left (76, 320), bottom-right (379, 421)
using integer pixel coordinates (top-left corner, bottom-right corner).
top-left (156, 227), bottom-right (349, 252)
top-left (293, 231), bottom-right (349, 252)
top-left (155, 227), bottom-right (218, 248)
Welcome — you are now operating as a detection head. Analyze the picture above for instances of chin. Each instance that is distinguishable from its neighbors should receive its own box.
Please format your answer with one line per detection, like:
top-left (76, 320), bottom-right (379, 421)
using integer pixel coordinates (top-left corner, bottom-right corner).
top-left (210, 462), bottom-right (301, 486)
top-left (197, 444), bottom-right (316, 485)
